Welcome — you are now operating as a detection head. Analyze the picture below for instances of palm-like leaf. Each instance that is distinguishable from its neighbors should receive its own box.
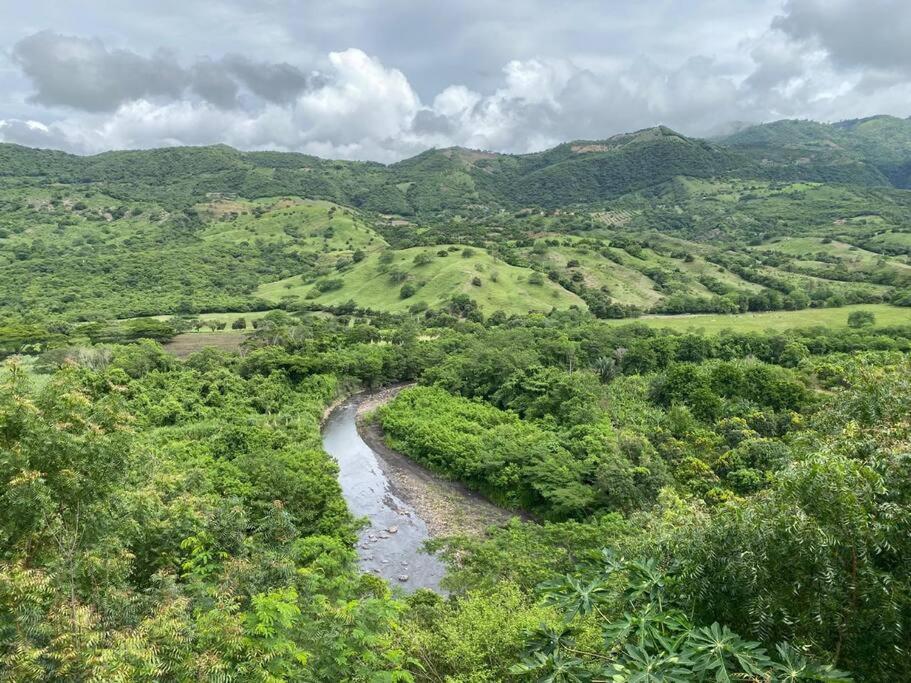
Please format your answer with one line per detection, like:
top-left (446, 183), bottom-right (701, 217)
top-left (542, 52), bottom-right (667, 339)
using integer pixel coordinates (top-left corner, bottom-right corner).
top-left (686, 622), bottom-right (771, 680)
top-left (541, 575), bottom-right (612, 621)
top-left (607, 643), bottom-right (695, 683)
top-left (772, 643), bottom-right (853, 682)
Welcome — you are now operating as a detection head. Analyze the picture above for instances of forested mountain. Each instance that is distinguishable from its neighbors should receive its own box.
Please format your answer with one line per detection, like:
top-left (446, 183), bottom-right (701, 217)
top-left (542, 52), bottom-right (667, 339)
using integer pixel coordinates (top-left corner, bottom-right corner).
top-left (5, 116), bottom-right (911, 327)
top-left (5, 117), bottom-right (911, 219)
top-left (720, 115), bottom-right (911, 188)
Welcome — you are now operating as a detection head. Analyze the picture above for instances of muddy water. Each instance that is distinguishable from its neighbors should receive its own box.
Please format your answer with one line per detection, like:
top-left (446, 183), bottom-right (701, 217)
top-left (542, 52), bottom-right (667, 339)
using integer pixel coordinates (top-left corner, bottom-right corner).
top-left (322, 399), bottom-right (447, 592)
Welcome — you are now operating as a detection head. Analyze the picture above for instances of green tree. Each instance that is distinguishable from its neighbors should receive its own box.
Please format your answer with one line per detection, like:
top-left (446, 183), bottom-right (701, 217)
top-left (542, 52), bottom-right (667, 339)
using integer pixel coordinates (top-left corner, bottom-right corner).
top-left (847, 310), bottom-right (875, 328)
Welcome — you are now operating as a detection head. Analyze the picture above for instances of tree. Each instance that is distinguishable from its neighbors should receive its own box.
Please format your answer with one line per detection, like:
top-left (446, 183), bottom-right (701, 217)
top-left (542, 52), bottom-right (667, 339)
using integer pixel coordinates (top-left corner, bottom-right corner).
top-left (232, 317), bottom-right (247, 330)
top-left (847, 310), bottom-right (875, 328)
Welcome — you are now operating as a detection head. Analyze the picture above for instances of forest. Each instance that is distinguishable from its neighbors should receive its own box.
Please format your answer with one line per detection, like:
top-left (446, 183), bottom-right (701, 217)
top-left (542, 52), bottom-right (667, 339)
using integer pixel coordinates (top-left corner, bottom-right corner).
top-left (3, 309), bottom-right (911, 680)
top-left (2, 120), bottom-right (911, 681)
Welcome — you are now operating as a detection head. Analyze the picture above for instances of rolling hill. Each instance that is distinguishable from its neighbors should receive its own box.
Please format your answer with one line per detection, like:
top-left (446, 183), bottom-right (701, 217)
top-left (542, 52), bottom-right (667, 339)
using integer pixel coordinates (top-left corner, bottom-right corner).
top-left (3, 117), bottom-right (911, 323)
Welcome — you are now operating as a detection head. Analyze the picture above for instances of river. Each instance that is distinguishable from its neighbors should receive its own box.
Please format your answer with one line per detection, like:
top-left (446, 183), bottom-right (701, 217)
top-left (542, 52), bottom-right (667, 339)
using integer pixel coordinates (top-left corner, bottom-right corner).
top-left (321, 397), bottom-right (448, 592)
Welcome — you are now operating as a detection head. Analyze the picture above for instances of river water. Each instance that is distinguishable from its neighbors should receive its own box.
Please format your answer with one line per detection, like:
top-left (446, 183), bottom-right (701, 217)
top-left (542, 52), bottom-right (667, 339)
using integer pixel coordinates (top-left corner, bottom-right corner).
top-left (321, 398), bottom-right (448, 592)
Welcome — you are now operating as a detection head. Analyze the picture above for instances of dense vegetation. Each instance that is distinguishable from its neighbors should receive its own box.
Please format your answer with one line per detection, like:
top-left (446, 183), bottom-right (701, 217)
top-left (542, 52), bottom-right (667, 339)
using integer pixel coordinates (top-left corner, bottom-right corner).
top-left (3, 118), bottom-right (911, 680)
top-left (3, 309), bottom-right (911, 680)
top-left (4, 117), bottom-right (911, 329)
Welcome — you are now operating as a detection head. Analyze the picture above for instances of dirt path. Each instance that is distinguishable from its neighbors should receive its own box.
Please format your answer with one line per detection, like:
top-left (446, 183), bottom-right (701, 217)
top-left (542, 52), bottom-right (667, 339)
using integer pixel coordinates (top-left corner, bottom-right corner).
top-left (355, 385), bottom-right (520, 538)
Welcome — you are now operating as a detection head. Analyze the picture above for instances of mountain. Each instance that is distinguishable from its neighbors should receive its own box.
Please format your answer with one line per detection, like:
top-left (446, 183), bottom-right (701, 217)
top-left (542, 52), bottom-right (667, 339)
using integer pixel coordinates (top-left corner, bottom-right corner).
top-left (0, 126), bottom-right (760, 216)
top-left (4, 118), bottom-right (911, 322)
top-left (719, 115), bottom-right (911, 188)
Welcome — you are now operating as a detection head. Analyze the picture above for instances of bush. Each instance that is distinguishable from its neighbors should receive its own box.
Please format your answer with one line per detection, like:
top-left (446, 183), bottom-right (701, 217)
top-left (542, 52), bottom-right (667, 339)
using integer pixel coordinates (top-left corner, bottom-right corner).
top-left (315, 278), bottom-right (344, 292)
top-left (847, 310), bottom-right (875, 328)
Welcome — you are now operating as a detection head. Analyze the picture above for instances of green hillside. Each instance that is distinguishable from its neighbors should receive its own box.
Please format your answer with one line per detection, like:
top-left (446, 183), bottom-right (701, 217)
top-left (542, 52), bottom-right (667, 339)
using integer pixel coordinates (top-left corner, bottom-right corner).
top-left (721, 115), bottom-right (911, 187)
top-left (257, 244), bottom-right (584, 315)
top-left (6, 117), bottom-right (911, 683)
top-left (4, 118), bottom-right (911, 328)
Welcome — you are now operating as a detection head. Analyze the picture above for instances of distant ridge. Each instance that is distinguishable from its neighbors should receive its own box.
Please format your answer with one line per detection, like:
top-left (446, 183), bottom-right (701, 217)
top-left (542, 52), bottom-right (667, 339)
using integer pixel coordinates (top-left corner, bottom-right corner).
top-left (3, 116), bottom-right (911, 215)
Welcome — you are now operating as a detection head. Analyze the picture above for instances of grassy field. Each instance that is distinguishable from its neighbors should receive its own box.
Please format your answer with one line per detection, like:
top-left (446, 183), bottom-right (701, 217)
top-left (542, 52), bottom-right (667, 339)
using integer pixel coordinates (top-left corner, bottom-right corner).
top-left (143, 309), bottom-right (282, 331)
top-left (607, 304), bottom-right (911, 333)
top-left (257, 245), bottom-right (585, 315)
top-left (163, 332), bottom-right (248, 357)
top-left (518, 236), bottom-right (765, 309)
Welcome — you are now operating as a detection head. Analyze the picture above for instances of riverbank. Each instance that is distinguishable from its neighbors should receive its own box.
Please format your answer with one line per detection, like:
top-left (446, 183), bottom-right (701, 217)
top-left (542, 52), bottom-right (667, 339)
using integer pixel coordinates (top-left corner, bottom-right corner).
top-left (355, 385), bottom-right (518, 538)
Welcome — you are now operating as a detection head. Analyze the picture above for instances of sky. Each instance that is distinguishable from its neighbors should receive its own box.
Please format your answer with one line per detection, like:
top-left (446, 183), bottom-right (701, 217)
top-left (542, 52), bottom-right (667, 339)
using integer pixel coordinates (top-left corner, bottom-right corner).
top-left (1, 0), bottom-right (910, 162)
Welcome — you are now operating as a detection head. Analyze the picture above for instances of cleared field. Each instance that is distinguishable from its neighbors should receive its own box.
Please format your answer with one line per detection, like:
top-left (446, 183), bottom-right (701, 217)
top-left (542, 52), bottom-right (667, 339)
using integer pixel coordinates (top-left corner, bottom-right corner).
top-left (607, 304), bottom-right (911, 333)
top-left (144, 310), bottom-right (282, 331)
top-left (163, 332), bottom-right (248, 357)
top-left (757, 237), bottom-right (878, 259)
top-left (257, 245), bottom-right (584, 315)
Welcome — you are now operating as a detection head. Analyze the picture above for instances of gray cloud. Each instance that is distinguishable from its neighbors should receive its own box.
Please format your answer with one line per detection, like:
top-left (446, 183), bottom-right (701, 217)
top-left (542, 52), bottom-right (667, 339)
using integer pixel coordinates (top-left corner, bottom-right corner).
top-left (1, 2), bottom-right (911, 161)
top-left (189, 60), bottom-right (239, 109)
top-left (12, 31), bottom-right (185, 112)
top-left (773, 0), bottom-right (911, 74)
top-left (222, 55), bottom-right (313, 104)
top-left (10, 31), bottom-right (315, 112)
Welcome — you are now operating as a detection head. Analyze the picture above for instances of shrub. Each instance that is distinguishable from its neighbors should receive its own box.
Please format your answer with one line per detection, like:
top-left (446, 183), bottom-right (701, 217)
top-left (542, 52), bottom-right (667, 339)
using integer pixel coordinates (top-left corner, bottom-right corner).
top-left (847, 310), bottom-right (875, 328)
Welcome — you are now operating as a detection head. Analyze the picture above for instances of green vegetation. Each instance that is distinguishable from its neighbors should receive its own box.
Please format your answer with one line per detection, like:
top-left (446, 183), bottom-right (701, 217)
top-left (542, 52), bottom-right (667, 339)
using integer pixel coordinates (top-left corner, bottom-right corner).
top-left (6, 122), bottom-right (911, 324)
top-left (258, 245), bottom-right (583, 315)
top-left (5, 118), bottom-right (911, 680)
top-left (607, 303), bottom-right (909, 333)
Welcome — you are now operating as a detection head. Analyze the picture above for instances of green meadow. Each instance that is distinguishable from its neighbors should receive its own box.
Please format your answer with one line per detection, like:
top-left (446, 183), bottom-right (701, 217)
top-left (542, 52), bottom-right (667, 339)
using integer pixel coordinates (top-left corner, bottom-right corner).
top-left (609, 303), bottom-right (911, 333)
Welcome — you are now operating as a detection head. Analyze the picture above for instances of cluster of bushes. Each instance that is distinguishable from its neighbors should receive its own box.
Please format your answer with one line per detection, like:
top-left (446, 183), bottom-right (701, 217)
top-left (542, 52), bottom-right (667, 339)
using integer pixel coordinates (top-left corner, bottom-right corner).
top-left (378, 385), bottom-right (667, 518)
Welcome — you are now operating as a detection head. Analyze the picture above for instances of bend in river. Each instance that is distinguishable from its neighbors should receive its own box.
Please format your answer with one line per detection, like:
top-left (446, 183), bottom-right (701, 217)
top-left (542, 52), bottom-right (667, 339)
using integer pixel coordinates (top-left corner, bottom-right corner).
top-left (322, 397), bottom-right (447, 591)
top-left (321, 389), bottom-right (517, 592)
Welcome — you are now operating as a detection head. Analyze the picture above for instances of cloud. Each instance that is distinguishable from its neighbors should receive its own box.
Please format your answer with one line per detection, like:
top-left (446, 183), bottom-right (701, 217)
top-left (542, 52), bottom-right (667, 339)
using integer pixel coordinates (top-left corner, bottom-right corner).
top-left (773, 0), bottom-right (911, 74)
top-left (0, 119), bottom-right (77, 149)
top-left (10, 31), bottom-right (315, 113)
top-left (12, 31), bottom-right (185, 112)
top-left (222, 55), bottom-right (314, 104)
top-left (3, 3), bottom-right (911, 162)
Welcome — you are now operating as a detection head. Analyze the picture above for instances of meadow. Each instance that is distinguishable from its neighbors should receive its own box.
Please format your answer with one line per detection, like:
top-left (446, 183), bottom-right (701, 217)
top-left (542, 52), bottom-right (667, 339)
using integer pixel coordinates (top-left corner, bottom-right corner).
top-left (610, 302), bottom-right (910, 332)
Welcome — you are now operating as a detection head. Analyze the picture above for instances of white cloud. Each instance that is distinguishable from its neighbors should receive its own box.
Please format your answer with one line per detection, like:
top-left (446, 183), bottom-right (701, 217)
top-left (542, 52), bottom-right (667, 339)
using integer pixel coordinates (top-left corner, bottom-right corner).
top-left (3, 2), bottom-right (911, 161)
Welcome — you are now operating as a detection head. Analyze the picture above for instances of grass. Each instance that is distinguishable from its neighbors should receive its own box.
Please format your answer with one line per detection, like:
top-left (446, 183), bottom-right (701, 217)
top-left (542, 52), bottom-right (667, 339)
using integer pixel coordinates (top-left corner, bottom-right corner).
top-left (257, 245), bottom-right (585, 315)
top-left (199, 199), bottom-right (386, 258)
top-left (519, 240), bottom-right (663, 307)
top-left (607, 304), bottom-right (911, 333)
top-left (163, 332), bottom-right (248, 357)
top-left (143, 309), bottom-right (283, 331)
top-left (518, 237), bottom-right (763, 308)
top-left (1, 355), bottom-right (51, 390)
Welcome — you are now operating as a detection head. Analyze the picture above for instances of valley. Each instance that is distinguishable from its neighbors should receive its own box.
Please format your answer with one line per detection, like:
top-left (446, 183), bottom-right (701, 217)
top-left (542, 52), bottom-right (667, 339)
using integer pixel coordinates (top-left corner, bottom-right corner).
top-left (5, 117), bottom-right (911, 682)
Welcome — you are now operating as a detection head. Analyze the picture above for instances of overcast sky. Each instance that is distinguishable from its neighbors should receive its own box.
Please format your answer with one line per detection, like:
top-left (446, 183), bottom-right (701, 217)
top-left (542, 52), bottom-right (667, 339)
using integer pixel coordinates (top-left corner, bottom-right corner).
top-left (1, 0), bottom-right (909, 161)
